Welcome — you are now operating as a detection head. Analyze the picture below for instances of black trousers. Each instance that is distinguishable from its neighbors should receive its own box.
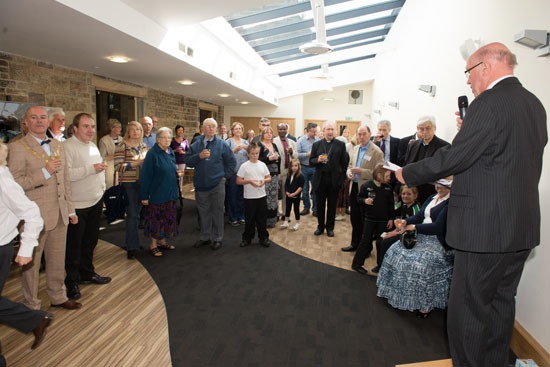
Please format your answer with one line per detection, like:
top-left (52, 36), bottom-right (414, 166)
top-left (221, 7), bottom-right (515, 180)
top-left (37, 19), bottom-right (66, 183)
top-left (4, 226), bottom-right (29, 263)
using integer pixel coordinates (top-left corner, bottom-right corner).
top-left (284, 196), bottom-right (301, 220)
top-left (352, 220), bottom-right (387, 267)
top-left (375, 234), bottom-right (400, 267)
top-left (243, 197), bottom-right (268, 242)
top-left (0, 243), bottom-right (45, 360)
top-left (315, 173), bottom-right (338, 231)
top-left (349, 182), bottom-right (363, 248)
top-left (65, 199), bottom-right (103, 285)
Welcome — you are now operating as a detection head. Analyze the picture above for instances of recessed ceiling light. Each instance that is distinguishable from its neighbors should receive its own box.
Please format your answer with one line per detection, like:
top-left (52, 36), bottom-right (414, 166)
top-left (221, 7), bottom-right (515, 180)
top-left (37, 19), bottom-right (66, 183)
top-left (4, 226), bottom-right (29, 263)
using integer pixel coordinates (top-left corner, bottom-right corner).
top-left (107, 55), bottom-right (130, 63)
top-left (322, 97), bottom-right (335, 102)
top-left (177, 80), bottom-right (195, 85)
top-left (218, 93), bottom-right (230, 98)
top-left (240, 101), bottom-right (250, 105)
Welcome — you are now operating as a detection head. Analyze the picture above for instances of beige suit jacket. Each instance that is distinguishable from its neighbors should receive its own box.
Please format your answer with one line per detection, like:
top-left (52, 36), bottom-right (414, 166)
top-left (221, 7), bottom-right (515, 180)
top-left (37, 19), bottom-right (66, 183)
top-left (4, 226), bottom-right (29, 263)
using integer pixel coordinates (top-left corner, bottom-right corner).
top-left (273, 136), bottom-right (298, 177)
top-left (8, 133), bottom-right (74, 231)
top-left (346, 143), bottom-right (384, 193)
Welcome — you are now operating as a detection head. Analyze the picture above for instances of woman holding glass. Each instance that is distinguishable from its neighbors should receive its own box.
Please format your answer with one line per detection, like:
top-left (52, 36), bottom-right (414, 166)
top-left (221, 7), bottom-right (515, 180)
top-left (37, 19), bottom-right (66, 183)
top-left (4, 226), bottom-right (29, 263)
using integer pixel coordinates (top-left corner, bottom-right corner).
top-left (226, 122), bottom-right (249, 225)
top-left (98, 118), bottom-right (123, 189)
top-left (114, 121), bottom-right (148, 259)
top-left (376, 180), bottom-right (453, 318)
top-left (170, 125), bottom-right (190, 194)
top-left (258, 127), bottom-right (281, 227)
top-left (140, 127), bottom-right (179, 257)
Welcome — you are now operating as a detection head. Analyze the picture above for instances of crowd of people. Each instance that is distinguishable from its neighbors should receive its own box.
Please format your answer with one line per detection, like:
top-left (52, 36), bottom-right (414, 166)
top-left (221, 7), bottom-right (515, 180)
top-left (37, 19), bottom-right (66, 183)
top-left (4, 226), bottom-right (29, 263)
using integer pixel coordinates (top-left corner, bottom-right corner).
top-left (0, 42), bottom-right (546, 367)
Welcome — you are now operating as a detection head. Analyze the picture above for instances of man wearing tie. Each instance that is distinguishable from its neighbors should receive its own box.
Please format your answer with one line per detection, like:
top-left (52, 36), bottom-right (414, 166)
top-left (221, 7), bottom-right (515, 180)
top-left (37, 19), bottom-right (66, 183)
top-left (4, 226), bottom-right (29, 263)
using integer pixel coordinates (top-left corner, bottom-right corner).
top-left (341, 125), bottom-right (384, 252)
top-left (372, 120), bottom-right (399, 165)
top-left (8, 106), bottom-right (81, 310)
top-left (310, 121), bottom-right (349, 237)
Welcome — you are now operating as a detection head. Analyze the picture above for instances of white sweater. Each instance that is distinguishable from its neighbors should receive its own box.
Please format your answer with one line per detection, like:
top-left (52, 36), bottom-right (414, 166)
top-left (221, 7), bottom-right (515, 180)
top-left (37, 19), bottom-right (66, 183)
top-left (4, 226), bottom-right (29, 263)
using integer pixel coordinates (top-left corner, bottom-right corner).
top-left (63, 136), bottom-right (106, 209)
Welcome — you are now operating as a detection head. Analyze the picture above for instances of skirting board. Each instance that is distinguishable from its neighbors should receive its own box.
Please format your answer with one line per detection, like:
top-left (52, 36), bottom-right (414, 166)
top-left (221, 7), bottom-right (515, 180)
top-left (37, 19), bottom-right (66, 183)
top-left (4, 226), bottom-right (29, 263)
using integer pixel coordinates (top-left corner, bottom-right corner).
top-left (511, 320), bottom-right (550, 367)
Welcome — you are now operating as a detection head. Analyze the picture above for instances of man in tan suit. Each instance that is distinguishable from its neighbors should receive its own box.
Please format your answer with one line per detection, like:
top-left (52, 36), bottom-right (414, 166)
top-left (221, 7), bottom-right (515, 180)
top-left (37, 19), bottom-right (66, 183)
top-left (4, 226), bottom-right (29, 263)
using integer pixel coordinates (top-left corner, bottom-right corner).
top-left (341, 125), bottom-right (384, 260)
top-left (7, 106), bottom-right (82, 310)
top-left (273, 123), bottom-right (297, 219)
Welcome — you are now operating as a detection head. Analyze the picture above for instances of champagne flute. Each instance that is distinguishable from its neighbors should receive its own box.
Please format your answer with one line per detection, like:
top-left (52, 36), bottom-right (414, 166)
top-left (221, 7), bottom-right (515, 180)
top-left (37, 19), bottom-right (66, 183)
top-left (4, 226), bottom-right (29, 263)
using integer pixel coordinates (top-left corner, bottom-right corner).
top-left (395, 216), bottom-right (405, 233)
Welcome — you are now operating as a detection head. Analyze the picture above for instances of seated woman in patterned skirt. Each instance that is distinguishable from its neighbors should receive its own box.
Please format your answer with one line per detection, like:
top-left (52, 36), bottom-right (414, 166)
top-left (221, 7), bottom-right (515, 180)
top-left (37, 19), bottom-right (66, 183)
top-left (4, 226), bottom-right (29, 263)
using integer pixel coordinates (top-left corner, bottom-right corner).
top-left (376, 180), bottom-right (454, 318)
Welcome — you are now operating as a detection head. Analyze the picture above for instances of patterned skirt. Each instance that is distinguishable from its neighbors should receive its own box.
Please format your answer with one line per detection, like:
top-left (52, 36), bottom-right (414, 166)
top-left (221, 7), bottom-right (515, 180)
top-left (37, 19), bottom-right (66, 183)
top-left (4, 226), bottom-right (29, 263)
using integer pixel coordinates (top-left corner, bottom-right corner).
top-left (144, 200), bottom-right (179, 240)
top-left (376, 234), bottom-right (454, 312)
top-left (265, 176), bottom-right (279, 226)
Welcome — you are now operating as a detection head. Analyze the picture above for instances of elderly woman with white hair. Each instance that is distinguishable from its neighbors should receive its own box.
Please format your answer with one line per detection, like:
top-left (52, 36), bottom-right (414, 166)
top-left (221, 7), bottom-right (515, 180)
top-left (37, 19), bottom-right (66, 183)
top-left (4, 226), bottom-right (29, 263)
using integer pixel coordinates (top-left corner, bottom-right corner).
top-left (0, 142), bottom-right (54, 356)
top-left (140, 127), bottom-right (179, 257)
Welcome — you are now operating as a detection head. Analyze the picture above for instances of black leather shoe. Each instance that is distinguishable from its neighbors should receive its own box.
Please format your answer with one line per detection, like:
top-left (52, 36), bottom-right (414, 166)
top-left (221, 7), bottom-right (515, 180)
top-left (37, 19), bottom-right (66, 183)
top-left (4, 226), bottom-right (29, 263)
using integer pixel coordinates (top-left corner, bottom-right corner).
top-left (341, 246), bottom-right (356, 252)
top-left (240, 240), bottom-right (250, 247)
top-left (312, 211), bottom-right (317, 217)
top-left (31, 312), bottom-right (54, 349)
top-left (299, 209), bottom-right (309, 215)
top-left (211, 241), bottom-right (222, 250)
top-left (259, 239), bottom-right (271, 247)
top-left (352, 265), bottom-right (368, 275)
top-left (193, 239), bottom-right (211, 248)
top-left (314, 228), bottom-right (324, 236)
top-left (371, 266), bottom-right (380, 273)
top-left (66, 284), bottom-right (81, 300)
top-left (80, 274), bottom-right (112, 285)
top-left (326, 230), bottom-right (334, 237)
top-left (127, 250), bottom-right (137, 260)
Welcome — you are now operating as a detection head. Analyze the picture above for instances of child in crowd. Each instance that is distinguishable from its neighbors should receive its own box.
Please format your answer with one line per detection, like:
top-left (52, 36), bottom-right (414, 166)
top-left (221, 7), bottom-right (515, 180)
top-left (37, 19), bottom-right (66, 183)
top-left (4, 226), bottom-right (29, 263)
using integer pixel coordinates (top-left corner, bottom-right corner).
top-left (351, 164), bottom-right (395, 275)
top-left (237, 143), bottom-right (272, 247)
top-left (372, 185), bottom-right (420, 273)
top-left (280, 159), bottom-right (305, 231)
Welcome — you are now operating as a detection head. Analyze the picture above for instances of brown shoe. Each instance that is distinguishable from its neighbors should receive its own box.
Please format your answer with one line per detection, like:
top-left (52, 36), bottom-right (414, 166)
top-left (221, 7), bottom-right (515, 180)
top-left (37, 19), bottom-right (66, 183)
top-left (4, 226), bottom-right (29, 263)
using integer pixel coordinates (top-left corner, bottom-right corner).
top-left (51, 300), bottom-right (82, 310)
top-left (31, 312), bottom-right (54, 349)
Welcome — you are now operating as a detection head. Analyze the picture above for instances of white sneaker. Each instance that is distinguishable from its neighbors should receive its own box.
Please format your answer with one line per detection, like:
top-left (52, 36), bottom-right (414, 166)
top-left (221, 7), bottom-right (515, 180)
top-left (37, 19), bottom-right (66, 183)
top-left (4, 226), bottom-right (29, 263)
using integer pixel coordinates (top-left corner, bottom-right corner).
top-left (280, 221), bottom-right (289, 228)
top-left (292, 223), bottom-right (300, 231)
top-left (335, 215), bottom-right (345, 221)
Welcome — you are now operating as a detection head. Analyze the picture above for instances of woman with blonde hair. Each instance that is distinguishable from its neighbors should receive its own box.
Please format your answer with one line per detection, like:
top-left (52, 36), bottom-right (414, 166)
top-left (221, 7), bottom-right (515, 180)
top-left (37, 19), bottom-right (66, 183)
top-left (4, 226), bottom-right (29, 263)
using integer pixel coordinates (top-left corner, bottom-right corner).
top-left (114, 121), bottom-right (148, 259)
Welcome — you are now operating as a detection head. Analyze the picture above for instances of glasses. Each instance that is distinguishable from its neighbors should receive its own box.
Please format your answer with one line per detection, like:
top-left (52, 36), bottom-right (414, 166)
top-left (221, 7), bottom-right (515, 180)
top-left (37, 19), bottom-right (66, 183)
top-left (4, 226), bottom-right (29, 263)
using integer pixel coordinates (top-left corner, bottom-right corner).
top-left (464, 61), bottom-right (483, 76)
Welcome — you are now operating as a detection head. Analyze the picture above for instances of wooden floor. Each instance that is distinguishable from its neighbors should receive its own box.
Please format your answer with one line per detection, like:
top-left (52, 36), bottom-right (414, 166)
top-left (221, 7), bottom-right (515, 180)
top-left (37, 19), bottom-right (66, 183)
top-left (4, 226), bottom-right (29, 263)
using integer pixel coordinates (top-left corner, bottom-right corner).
top-left (1, 186), bottom-right (451, 366)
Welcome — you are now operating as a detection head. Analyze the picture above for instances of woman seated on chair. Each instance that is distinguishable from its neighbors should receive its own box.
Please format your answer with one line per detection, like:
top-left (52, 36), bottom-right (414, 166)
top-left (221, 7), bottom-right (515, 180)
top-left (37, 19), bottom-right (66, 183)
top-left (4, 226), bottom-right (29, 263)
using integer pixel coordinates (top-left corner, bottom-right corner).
top-left (376, 179), bottom-right (454, 318)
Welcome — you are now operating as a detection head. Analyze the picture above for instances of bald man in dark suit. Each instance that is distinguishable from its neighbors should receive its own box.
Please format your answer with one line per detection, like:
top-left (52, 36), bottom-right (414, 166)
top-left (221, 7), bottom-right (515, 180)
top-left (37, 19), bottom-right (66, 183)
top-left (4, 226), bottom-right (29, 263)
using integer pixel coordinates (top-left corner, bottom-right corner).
top-left (396, 43), bottom-right (547, 367)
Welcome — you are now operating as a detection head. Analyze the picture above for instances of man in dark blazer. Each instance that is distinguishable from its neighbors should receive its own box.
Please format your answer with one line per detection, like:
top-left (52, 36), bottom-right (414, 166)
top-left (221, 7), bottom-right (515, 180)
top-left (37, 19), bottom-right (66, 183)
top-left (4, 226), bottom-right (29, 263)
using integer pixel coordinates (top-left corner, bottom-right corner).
top-left (372, 119), bottom-right (400, 165)
top-left (402, 115), bottom-right (450, 205)
top-left (397, 129), bottom-right (421, 166)
top-left (396, 43), bottom-right (547, 367)
top-left (310, 121), bottom-right (349, 237)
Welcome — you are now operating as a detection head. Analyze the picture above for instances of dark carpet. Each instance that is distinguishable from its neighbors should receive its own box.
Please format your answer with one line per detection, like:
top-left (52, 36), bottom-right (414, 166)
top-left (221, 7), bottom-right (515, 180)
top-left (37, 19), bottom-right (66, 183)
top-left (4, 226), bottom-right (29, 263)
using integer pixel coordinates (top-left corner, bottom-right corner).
top-left (99, 200), bottom-right (452, 366)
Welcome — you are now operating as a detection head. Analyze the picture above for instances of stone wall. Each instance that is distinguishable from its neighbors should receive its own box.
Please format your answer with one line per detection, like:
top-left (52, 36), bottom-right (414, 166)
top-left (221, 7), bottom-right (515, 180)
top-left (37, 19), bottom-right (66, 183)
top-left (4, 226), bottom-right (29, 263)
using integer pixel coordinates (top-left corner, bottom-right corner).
top-left (0, 51), bottom-right (222, 136)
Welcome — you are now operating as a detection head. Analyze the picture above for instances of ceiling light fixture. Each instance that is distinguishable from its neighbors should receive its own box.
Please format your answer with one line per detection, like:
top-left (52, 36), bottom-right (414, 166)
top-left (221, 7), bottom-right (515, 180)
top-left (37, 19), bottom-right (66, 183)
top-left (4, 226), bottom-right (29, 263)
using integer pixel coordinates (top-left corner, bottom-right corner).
top-left (107, 55), bottom-right (130, 63)
top-left (178, 80), bottom-right (195, 85)
top-left (299, 0), bottom-right (332, 55)
top-left (299, 40), bottom-right (333, 55)
top-left (218, 93), bottom-right (230, 98)
top-left (240, 101), bottom-right (250, 105)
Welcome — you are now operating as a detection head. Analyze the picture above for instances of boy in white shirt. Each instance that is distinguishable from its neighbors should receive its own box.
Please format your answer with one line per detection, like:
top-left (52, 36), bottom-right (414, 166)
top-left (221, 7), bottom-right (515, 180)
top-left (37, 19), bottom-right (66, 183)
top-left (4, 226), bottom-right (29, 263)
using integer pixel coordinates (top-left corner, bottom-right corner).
top-left (237, 143), bottom-right (272, 247)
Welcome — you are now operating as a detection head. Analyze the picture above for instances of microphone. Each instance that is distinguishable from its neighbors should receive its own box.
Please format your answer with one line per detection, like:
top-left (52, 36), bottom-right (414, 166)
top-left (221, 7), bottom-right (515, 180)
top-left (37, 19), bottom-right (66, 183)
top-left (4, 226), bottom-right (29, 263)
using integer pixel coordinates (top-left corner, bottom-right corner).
top-left (458, 95), bottom-right (469, 119)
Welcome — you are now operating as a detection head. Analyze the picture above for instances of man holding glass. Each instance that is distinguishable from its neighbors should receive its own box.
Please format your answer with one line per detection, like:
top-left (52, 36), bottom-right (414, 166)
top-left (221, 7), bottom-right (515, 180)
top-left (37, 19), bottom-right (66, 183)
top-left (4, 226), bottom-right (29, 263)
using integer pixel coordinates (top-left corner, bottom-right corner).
top-left (7, 106), bottom-right (81, 310)
top-left (396, 42), bottom-right (547, 367)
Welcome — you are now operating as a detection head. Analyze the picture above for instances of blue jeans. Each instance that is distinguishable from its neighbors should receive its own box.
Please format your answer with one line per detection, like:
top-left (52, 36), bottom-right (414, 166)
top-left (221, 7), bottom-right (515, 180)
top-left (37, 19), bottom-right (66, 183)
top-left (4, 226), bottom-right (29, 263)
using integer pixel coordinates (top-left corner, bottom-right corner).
top-left (122, 182), bottom-right (142, 252)
top-left (227, 174), bottom-right (245, 222)
top-left (301, 165), bottom-right (316, 212)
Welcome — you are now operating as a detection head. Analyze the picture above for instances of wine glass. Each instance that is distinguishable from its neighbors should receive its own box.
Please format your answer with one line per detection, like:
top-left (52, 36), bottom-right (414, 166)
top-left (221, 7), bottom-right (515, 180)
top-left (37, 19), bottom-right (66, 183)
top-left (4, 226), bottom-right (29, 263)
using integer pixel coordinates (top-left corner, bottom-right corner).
top-left (395, 216), bottom-right (405, 233)
top-left (367, 191), bottom-right (376, 203)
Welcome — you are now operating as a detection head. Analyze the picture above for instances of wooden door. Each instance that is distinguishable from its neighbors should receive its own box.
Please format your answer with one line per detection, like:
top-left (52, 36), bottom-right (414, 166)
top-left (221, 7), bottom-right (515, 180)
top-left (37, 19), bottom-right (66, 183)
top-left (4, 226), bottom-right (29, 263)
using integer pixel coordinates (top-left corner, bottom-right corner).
top-left (336, 120), bottom-right (361, 137)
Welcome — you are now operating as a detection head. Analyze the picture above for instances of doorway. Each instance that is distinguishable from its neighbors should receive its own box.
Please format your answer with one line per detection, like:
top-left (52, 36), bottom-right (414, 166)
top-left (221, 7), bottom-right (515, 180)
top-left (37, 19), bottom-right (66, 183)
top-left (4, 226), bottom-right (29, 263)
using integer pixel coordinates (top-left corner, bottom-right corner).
top-left (95, 90), bottom-right (139, 140)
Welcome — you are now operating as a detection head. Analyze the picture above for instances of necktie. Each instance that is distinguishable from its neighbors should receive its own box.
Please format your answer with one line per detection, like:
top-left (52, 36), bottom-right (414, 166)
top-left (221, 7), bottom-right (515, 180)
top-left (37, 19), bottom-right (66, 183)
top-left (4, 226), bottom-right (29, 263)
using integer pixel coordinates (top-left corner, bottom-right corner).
top-left (41, 139), bottom-right (51, 145)
top-left (380, 139), bottom-right (386, 157)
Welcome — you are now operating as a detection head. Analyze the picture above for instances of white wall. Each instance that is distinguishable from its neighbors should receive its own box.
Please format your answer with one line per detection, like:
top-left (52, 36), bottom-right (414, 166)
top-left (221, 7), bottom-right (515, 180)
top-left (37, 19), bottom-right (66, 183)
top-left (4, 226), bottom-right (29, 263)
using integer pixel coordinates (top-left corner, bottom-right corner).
top-left (372, 0), bottom-right (550, 350)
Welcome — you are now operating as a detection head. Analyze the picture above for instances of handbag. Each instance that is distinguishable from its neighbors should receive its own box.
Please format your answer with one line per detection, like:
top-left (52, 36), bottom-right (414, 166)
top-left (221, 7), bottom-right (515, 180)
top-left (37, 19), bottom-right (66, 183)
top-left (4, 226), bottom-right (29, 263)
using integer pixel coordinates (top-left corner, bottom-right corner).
top-left (400, 230), bottom-right (417, 249)
top-left (104, 168), bottom-right (128, 223)
top-left (176, 173), bottom-right (184, 225)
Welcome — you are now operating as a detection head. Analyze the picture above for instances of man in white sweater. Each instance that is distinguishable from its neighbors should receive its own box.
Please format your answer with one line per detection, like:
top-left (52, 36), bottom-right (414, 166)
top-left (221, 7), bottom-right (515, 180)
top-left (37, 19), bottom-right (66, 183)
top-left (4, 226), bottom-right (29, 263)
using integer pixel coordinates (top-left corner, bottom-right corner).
top-left (63, 113), bottom-right (111, 301)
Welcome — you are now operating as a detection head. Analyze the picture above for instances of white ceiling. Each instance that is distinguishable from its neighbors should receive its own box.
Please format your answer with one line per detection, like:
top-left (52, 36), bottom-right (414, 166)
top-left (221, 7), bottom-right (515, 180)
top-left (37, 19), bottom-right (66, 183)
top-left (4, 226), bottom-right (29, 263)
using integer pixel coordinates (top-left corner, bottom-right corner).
top-left (0, 0), bottom-right (385, 107)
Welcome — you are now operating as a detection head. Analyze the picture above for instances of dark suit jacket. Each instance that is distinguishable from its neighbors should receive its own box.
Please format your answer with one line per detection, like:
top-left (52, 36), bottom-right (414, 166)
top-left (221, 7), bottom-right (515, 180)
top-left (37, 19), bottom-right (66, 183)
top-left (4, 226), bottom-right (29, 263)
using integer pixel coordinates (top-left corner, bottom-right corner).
top-left (397, 133), bottom-right (416, 166)
top-left (403, 135), bottom-right (450, 166)
top-left (309, 138), bottom-right (349, 190)
top-left (403, 77), bottom-right (547, 253)
top-left (375, 136), bottom-right (400, 164)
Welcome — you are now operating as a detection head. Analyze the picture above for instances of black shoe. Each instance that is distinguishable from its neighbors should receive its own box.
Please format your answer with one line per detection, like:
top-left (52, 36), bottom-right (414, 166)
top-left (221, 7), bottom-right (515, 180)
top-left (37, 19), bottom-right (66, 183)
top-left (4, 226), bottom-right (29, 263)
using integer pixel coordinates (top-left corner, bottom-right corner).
top-left (211, 241), bottom-right (222, 250)
top-left (259, 239), bottom-right (271, 247)
top-left (314, 228), bottom-right (324, 236)
top-left (193, 239), bottom-right (211, 248)
top-left (326, 229), bottom-right (334, 237)
top-left (240, 240), bottom-right (250, 247)
top-left (66, 284), bottom-right (81, 300)
top-left (299, 209), bottom-right (310, 215)
top-left (371, 266), bottom-right (380, 273)
top-left (127, 250), bottom-right (137, 260)
top-left (312, 211), bottom-right (317, 217)
top-left (341, 246), bottom-right (356, 252)
top-left (352, 265), bottom-right (368, 275)
top-left (80, 274), bottom-right (112, 285)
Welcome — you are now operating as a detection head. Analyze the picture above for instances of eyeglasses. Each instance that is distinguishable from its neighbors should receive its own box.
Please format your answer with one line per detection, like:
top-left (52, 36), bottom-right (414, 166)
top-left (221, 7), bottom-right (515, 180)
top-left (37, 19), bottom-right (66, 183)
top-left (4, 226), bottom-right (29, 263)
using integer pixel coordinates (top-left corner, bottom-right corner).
top-left (464, 61), bottom-right (483, 76)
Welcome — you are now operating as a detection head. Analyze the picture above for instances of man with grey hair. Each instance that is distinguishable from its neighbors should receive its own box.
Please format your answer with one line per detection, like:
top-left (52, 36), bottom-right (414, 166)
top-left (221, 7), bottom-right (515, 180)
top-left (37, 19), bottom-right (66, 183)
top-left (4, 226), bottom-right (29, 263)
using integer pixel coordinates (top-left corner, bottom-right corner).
top-left (372, 120), bottom-right (399, 165)
top-left (310, 121), bottom-right (349, 237)
top-left (251, 117), bottom-right (271, 144)
top-left (186, 118), bottom-right (236, 250)
top-left (402, 115), bottom-right (449, 205)
top-left (46, 108), bottom-right (66, 142)
top-left (141, 116), bottom-right (156, 149)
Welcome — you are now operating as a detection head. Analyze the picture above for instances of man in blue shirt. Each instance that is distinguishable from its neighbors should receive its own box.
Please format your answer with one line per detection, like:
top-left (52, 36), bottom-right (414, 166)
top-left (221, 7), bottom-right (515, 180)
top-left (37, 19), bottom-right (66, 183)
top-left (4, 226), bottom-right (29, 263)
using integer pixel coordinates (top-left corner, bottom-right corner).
top-left (296, 123), bottom-right (319, 215)
top-left (141, 116), bottom-right (156, 149)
